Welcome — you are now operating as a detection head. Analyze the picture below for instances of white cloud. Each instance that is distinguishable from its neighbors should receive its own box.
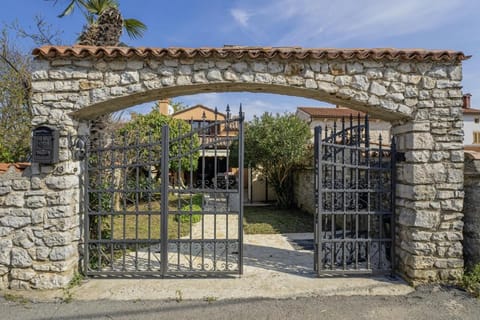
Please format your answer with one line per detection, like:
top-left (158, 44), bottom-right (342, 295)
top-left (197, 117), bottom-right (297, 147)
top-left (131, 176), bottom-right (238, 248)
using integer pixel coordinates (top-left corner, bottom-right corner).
top-left (230, 8), bottom-right (251, 27)
top-left (230, 0), bottom-right (466, 46)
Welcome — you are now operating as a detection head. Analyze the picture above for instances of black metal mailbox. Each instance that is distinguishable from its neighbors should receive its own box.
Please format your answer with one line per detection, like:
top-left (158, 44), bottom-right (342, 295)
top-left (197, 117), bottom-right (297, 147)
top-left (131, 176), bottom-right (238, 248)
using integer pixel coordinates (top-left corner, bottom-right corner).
top-left (32, 126), bottom-right (59, 164)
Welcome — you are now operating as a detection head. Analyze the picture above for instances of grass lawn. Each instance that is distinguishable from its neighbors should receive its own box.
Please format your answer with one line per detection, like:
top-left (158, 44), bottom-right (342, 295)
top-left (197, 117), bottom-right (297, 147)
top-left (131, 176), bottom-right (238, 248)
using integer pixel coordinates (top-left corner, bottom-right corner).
top-left (112, 197), bottom-right (198, 240)
top-left (243, 206), bottom-right (314, 234)
top-left (110, 200), bottom-right (313, 239)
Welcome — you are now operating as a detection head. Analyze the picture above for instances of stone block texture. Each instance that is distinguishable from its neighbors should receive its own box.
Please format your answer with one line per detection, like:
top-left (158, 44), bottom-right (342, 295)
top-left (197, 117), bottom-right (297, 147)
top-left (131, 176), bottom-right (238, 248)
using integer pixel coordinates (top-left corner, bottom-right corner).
top-left (1, 47), bottom-right (463, 289)
top-left (0, 166), bottom-right (79, 289)
top-left (463, 151), bottom-right (480, 269)
top-left (293, 169), bottom-right (315, 215)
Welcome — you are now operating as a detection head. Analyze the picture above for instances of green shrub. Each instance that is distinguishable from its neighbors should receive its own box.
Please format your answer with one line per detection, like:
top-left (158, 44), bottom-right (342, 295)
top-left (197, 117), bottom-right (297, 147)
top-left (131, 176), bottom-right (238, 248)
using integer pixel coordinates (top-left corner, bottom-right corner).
top-left (175, 203), bottom-right (202, 224)
top-left (125, 174), bottom-right (161, 204)
top-left (463, 264), bottom-right (480, 297)
top-left (191, 194), bottom-right (203, 206)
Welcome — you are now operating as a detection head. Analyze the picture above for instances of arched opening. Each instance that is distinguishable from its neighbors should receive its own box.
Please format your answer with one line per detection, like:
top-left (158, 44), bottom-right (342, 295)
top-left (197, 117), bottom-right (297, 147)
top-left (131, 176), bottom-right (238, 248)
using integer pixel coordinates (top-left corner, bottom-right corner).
top-left (76, 86), bottom-right (398, 277)
top-left (71, 83), bottom-right (409, 122)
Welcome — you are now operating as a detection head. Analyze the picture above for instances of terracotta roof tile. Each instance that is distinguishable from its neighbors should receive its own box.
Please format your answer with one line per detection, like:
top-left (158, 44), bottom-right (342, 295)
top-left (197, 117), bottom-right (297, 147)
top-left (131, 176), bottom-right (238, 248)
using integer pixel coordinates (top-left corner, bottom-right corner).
top-left (465, 145), bottom-right (480, 152)
top-left (32, 45), bottom-right (471, 62)
top-left (0, 163), bottom-right (30, 174)
top-left (172, 104), bottom-right (226, 119)
top-left (301, 106), bottom-right (480, 118)
top-left (462, 107), bottom-right (480, 115)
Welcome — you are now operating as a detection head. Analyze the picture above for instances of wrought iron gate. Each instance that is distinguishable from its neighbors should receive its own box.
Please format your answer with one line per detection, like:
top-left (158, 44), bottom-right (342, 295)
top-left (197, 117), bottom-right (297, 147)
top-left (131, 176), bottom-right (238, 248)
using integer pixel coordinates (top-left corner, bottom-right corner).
top-left (314, 114), bottom-right (396, 275)
top-left (83, 106), bottom-right (244, 277)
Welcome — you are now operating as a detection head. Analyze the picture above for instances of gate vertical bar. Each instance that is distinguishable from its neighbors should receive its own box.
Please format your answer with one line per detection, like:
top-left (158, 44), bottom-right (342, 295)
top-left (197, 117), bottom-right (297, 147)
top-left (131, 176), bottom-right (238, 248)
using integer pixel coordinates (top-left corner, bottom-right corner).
top-left (83, 137), bottom-right (90, 276)
top-left (161, 125), bottom-right (170, 276)
top-left (314, 126), bottom-right (323, 276)
top-left (238, 106), bottom-right (245, 275)
top-left (313, 126), bottom-right (319, 272)
top-left (390, 137), bottom-right (397, 276)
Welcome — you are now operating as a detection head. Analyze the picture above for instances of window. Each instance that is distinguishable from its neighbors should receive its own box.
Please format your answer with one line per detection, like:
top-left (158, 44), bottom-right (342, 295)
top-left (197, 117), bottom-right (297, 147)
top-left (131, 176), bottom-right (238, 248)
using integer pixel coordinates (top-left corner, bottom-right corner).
top-left (190, 120), bottom-right (218, 135)
top-left (191, 120), bottom-right (207, 130)
top-left (474, 132), bottom-right (480, 144)
top-left (475, 118), bottom-right (480, 124)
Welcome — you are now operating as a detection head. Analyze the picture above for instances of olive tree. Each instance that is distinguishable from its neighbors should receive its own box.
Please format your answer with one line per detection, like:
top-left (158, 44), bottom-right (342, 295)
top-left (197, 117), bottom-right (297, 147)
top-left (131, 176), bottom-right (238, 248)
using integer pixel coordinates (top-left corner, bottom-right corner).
top-left (120, 108), bottom-right (200, 182)
top-left (244, 112), bottom-right (311, 208)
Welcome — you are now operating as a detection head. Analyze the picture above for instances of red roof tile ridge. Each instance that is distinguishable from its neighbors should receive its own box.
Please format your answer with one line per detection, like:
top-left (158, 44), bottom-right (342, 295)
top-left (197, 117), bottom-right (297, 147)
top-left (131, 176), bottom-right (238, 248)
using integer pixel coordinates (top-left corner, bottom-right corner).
top-left (462, 107), bottom-right (480, 114)
top-left (32, 46), bottom-right (471, 62)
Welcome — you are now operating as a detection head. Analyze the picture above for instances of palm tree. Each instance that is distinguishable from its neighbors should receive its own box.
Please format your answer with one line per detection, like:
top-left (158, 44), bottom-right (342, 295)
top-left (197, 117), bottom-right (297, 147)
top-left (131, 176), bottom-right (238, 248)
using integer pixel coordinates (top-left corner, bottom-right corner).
top-left (52, 0), bottom-right (147, 46)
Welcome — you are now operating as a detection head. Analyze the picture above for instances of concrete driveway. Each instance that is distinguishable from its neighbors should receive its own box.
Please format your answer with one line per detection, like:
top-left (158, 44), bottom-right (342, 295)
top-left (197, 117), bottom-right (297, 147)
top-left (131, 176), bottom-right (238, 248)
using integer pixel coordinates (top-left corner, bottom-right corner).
top-left (7, 233), bottom-right (413, 302)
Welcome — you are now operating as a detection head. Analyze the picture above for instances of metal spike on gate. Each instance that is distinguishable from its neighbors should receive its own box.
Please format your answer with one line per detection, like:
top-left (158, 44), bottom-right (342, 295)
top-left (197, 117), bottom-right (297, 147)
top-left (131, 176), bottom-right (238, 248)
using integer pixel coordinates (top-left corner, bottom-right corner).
top-left (365, 114), bottom-right (370, 149)
top-left (202, 111), bottom-right (207, 136)
top-left (349, 114), bottom-right (353, 145)
top-left (226, 104), bottom-right (231, 119)
top-left (357, 113), bottom-right (361, 146)
top-left (378, 134), bottom-right (384, 167)
top-left (333, 120), bottom-right (337, 143)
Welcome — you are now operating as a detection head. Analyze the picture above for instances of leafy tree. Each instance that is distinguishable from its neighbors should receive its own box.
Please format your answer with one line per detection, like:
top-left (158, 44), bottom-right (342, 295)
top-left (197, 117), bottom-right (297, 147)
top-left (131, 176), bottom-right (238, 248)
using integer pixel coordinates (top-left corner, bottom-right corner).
top-left (0, 30), bottom-right (32, 162)
top-left (50, 0), bottom-right (147, 45)
top-left (120, 108), bottom-right (200, 174)
top-left (170, 100), bottom-right (190, 113)
top-left (9, 15), bottom-right (64, 46)
top-left (244, 112), bottom-right (311, 208)
top-left (0, 16), bottom-right (64, 163)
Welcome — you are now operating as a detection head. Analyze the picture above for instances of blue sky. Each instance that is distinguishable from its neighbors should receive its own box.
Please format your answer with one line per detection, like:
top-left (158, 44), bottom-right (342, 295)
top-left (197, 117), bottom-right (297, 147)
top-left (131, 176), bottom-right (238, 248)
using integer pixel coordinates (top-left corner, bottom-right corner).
top-left (1, 0), bottom-right (479, 119)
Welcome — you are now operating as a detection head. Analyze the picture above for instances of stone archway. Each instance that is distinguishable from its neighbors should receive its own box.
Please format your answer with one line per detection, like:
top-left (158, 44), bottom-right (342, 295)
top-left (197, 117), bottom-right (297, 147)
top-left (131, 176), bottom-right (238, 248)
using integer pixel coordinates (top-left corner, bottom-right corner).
top-left (0, 45), bottom-right (468, 289)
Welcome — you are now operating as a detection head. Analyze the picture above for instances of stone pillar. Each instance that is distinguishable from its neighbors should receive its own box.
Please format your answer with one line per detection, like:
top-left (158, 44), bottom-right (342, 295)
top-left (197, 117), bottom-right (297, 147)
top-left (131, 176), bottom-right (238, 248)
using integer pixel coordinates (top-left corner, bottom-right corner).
top-left (0, 59), bottom-right (87, 290)
top-left (0, 162), bottom-right (81, 289)
top-left (464, 151), bottom-right (480, 269)
top-left (393, 69), bottom-right (464, 284)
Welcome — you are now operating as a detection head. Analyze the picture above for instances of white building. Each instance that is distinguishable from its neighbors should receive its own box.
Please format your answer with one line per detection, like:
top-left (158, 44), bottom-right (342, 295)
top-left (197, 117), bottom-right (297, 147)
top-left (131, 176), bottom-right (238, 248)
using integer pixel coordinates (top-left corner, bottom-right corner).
top-left (296, 105), bottom-right (391, 145)
top-left (297, 96), bottom-right (480, 147)
top-left (462, 94), bottom-right (480, 146)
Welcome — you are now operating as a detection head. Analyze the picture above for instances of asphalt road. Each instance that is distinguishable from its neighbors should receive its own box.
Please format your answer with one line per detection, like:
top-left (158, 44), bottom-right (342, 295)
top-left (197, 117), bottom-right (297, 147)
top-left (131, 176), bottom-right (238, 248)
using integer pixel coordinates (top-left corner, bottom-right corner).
top-left (1, 285), bottom-right (479, 320)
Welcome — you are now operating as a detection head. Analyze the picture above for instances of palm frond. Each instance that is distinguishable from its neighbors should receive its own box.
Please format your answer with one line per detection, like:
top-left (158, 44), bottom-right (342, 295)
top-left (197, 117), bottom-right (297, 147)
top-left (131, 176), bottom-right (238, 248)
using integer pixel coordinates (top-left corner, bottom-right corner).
top-left (57, 0), bottom-right (77, 17)
top-left (84, 0), bottom-right (119, 14)
top-left (124, 18), bottom-right (147, 39)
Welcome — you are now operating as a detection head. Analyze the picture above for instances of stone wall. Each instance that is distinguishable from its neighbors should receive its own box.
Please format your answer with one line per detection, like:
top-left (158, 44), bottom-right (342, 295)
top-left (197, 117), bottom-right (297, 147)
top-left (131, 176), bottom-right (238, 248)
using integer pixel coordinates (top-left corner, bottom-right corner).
top-left (464, 150), bottom-right (480, 269)
top-left (0, 163), bottom-right (80, 289)
top-left (393, 123), bottom-right (464, 283)
top-left (293, 169), bottom-right (315, 215)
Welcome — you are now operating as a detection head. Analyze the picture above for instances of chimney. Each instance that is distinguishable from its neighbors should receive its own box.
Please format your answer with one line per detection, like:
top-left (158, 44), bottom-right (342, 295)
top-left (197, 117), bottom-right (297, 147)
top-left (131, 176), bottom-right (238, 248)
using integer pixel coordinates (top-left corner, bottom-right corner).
top-left (158, 99), bottom-right (170, 115)
top-left (463, 93), bottom-right (472, 109)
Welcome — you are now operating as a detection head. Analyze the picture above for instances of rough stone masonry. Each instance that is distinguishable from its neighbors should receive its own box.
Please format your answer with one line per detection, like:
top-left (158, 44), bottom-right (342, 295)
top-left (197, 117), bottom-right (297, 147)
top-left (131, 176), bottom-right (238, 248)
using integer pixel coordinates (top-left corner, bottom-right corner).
top-left (0, 46), bottom-right (469, 289)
